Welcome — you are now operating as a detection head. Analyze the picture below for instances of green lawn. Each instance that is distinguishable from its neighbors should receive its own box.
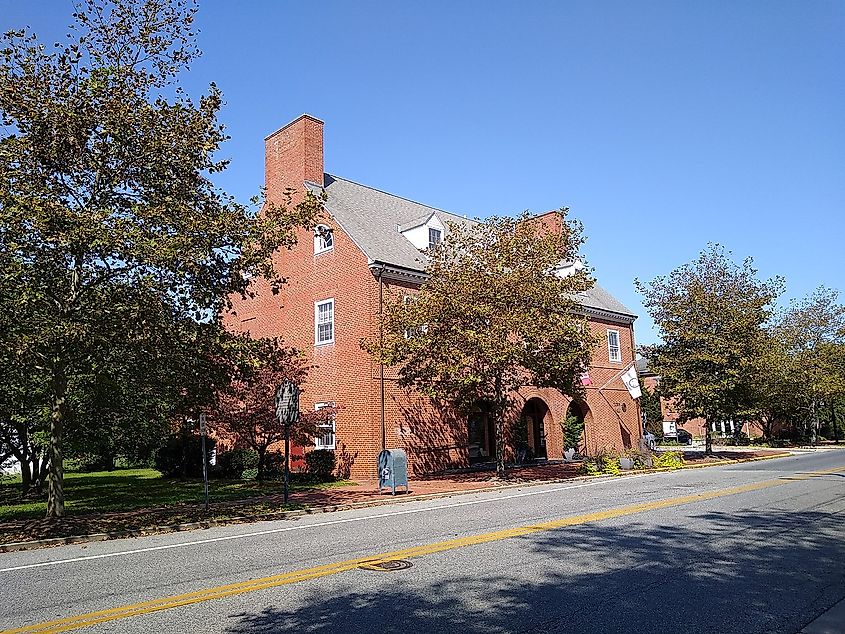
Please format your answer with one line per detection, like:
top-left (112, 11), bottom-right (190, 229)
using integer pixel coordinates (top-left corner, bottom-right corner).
top-left (0, 469), bottom-right (353, 522)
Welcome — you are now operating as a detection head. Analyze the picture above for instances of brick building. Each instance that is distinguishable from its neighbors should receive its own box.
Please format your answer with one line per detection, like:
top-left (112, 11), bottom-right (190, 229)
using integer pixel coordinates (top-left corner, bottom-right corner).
top-left (226, 114), bottom-right (643, 480)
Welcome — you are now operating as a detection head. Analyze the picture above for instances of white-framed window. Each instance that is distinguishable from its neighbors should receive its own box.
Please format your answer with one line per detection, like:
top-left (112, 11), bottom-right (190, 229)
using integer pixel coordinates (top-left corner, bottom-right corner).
top-left (314, 402), bottom-right (336, 449)
top-left (315, 299), bottom-right (334, 345)
top-left (607, 329), bottom-right (621, 363)
top-left (314, 224), bottom-right (333, 254)
top-left (428, 227), bottom-right (442, 249)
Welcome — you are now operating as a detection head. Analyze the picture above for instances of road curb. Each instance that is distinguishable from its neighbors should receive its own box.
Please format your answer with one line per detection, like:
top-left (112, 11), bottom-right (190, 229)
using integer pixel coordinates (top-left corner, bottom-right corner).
top-left (0, 451), bottom-right (794, 553)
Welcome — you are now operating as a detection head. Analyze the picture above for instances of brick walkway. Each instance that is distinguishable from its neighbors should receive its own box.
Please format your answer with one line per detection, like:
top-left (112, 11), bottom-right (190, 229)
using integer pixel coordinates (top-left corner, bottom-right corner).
top-left (288, 449), bottom-right (784, 506)
top-left (290, 461), bottom-right (585, 506)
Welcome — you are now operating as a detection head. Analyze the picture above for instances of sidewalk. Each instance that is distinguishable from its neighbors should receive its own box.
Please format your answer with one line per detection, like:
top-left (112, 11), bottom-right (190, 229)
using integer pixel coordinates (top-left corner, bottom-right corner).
top-left (0, 449), bottom-right (790, 551)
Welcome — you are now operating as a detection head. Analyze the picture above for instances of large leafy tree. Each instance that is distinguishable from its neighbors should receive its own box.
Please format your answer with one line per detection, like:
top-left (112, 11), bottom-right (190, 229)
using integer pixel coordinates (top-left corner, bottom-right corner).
top-left (639, 384), bottom-right (663, 438)
top-left (773, 287), bottom-right (845, 443)
top-left (745, 331), bottom-right (799, 441)
top-left (635, 244), bottom-right (783, 454)
top-left (366, 210), bottom-right (596, 478)
top-left (0, 0), bottom-right (323, 516)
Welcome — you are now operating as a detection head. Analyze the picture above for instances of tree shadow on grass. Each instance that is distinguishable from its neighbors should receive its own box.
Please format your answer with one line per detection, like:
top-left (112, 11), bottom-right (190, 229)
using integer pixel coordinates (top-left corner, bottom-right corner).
top-left (223, 507), bottom-right (845, 634)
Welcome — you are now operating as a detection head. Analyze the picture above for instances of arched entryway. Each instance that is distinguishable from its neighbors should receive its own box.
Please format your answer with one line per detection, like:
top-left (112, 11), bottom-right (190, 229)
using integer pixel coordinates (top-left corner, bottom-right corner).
top-left (564, 400), bottom-right (588, 453)
top-left (520, 398), bottom-right (550, 460)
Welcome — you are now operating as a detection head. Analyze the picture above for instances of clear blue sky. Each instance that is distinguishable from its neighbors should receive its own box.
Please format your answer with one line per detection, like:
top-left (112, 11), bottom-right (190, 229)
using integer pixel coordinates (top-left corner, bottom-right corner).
top-left (3, 1), bottom-right (843, 344)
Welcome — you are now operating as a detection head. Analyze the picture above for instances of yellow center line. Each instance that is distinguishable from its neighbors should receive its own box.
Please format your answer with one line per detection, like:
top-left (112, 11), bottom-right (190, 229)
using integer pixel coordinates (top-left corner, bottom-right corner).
top-left (5, 464), bottom-right (843, 634)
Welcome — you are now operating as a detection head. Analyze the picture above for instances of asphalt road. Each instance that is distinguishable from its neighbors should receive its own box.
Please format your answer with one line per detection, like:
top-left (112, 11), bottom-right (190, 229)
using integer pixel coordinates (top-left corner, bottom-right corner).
top-left (2, 450), bottom-right (844, 634)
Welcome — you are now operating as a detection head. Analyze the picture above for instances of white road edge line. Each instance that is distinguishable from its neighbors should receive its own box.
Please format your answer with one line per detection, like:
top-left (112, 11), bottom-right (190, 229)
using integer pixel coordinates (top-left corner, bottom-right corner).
top-left (0, 472), bottom-right (665, 573)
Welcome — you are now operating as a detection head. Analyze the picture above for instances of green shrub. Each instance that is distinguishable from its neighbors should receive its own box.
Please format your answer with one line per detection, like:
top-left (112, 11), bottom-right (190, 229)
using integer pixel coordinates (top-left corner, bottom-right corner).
top-left (67, 453), bottom-right (116, 473)
top-left (600, 454), bottom-right (620, 475)
top-left (623, 447), bottom-right (654, 470)
top-left (722, 433), bottom-right (750, 447)
top-left (653, 450), bottom-right (684, 469)
top-left (579, 459), bottom-right (601, 476)
top-left (579, 450), bottom-right (621, 475)
top-left (154, 434), bottom-right (215, 478)
top-left (262, 452), bottom-right (286, 481)
top-left (658, 439), bottom-right (682, 447)
top-left (563, 413), bottom-right (585, 451)
top-left (241, 467), bottom-right (259, 480)
top-left (305, 449), bottom-right (336, 481)
top-left (216, 448), bottom-right (259, 479)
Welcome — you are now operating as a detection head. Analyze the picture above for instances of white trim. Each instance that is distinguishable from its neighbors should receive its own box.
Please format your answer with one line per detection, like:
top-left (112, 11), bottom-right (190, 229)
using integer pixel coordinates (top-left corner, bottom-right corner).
top-left (314, 402), bottom-right (336, 449)
top-left (314, 224), bottom-right (333, 254)
top-left (607, 329), bottom-right (622, 363)
top-left (314, 298), bottom-right (335, 345)
top-left (578, 306), bottom-right (637, 325)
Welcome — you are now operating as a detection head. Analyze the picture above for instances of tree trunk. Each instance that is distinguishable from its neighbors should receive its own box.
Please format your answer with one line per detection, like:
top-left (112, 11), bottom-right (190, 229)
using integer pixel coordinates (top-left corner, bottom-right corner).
top-left (810, 398), bottom-right (818, 446)
top-left (46, 364), bottom-right (67, 518)
top-left (36, 453), bottom-right (50, 494)
top-left (704, 424), bottom-right (713, 456)
top-left (181, 417), bottom-right (189, 481)
top-left (761, 415), bottom-right (773, 443)
top-left (257, 447), bottom-right (266, 482)
top-left (19, 456), bottom-right (32, 497)
top-left (494, 373), bottom-right (506, 479)
top-left (831, 401), bottom-right (840, 445)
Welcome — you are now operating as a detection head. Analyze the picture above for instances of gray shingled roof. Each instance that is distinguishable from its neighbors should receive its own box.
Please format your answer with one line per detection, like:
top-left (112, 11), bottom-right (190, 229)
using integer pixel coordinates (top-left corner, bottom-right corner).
top-left (306, 174), bottom-right (636, 320)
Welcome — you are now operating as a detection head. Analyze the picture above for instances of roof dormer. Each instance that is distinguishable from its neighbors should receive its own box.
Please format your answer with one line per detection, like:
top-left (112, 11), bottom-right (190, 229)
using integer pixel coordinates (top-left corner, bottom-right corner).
top-left (398, 212), bottom-right (446, 251)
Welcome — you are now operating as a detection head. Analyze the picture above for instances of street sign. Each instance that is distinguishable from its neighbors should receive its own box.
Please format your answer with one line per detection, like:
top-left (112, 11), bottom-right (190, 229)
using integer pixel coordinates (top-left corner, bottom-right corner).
top-left (275, 381), bottom-right (300, 505)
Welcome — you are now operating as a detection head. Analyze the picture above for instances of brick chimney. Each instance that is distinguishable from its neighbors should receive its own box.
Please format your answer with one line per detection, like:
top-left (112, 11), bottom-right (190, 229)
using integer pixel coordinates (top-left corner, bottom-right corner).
top-left (264, 114), bottom-right (324, 203)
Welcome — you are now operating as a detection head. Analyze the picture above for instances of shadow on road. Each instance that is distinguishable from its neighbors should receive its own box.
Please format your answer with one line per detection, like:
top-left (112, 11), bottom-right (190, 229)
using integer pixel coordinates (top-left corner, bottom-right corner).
top-left (223, 508), bottom-right (845, 634)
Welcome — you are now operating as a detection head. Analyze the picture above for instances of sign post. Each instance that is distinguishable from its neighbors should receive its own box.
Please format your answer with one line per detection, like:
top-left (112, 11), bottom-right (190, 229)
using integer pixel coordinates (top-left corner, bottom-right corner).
top-left (199, 412), bottom-right (209, 511)
top-left (275, 381), bottom-right (300, 506)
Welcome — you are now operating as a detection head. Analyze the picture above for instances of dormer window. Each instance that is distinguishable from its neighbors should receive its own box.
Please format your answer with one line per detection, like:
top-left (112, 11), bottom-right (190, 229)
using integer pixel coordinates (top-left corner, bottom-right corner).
top-left (428, 228), bottom-right (442, 249)
top-left (399, 212), bottom-right (446, 250)
top-left (314, 225), bottom-right (333, 254)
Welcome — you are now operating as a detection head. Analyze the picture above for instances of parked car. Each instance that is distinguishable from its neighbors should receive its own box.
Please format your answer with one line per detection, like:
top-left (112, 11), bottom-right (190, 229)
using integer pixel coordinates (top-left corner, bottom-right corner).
top-left (675, 428), bottom-right (693, 445)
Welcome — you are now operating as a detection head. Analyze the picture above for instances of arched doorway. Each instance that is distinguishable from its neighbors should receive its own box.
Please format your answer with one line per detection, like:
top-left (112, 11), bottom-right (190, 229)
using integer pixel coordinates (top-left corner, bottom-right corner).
top-left (564, 400), bottom-right (588, 453)
top-left (520, 398), bottom-right (550, 460)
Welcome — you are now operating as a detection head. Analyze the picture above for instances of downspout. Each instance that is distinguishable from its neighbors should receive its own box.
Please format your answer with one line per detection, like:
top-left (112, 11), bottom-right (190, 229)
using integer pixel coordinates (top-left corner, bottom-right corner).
top-left (377, 266), bottom-right (386, 451)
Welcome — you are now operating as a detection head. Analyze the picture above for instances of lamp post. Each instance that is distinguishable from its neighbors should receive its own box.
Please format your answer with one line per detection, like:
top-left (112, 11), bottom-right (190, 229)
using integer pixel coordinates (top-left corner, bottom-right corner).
top-left (275, 381), bottom-right (300, 505)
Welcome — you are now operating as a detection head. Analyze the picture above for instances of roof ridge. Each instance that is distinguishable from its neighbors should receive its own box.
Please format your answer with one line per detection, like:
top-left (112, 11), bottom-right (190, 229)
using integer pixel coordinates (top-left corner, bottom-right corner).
top-left (326, 173), bottom-right (473, 221)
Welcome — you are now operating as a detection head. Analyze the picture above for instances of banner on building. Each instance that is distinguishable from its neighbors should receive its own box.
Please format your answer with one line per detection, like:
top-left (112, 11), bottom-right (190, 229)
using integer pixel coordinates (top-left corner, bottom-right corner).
top-left (580, 371), bottom-right (592, 386)
top-left (621, 365), bottom-right (642, 399)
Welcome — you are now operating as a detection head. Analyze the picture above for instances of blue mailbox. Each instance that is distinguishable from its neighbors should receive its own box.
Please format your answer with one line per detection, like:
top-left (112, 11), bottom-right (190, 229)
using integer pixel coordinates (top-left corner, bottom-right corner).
top-left (378, 448), bottom-right (409, 495)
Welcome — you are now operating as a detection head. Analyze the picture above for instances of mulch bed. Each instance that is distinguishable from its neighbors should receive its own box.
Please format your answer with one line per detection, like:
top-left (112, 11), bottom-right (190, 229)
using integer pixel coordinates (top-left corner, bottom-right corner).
top-left (680, 449), bottom-right (785, 464)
